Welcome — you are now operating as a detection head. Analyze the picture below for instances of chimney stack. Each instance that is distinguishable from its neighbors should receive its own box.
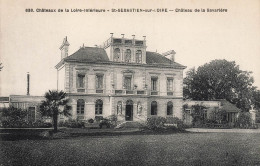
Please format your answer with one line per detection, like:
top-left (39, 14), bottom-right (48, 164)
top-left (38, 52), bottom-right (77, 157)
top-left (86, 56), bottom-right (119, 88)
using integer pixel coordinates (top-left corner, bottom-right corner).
top-left (27, 72), bottom-right (30, 95)
top-left (162, 50), bottom-right (176, 62)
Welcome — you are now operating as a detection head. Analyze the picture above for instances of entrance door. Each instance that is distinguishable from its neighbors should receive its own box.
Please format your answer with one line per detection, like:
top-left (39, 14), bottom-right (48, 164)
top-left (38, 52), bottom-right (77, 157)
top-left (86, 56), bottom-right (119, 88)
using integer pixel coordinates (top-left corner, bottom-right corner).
top-left (125, 100), bottom-right (133, 121)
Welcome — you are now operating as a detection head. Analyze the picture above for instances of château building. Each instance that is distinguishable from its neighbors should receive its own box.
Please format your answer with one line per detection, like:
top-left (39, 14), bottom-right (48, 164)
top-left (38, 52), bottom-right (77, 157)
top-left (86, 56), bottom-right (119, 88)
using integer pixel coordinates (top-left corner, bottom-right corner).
top-left (55, 34), bottom-right (186, 122)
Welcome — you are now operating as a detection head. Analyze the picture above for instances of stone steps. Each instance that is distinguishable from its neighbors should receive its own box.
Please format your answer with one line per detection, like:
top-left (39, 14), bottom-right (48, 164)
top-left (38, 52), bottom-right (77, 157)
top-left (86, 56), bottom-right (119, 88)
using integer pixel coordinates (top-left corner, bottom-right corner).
top-left (115, 121), bottom-right (144, 129)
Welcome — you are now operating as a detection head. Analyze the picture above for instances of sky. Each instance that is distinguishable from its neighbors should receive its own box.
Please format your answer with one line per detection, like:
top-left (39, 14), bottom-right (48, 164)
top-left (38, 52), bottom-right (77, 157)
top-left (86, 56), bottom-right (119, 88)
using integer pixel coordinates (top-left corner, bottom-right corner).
top-left (0, 0), bottom-right (260, 96)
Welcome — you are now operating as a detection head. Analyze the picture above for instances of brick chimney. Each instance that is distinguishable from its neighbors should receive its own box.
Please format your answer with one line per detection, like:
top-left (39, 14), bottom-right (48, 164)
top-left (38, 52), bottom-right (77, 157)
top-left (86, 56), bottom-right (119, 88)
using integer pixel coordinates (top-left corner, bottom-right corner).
top-left (60, 36), bottom-right (70, 59)
top-left (162, 50), bottom-right (176, 62)
top-left (27, 72), bottom-right (30, 95)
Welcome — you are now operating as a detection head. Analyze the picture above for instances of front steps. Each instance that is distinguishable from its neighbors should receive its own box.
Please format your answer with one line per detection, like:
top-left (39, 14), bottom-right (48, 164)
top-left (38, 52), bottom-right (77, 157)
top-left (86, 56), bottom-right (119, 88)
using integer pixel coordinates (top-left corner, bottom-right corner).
top-left (115, 121), bottom-right (144, 129)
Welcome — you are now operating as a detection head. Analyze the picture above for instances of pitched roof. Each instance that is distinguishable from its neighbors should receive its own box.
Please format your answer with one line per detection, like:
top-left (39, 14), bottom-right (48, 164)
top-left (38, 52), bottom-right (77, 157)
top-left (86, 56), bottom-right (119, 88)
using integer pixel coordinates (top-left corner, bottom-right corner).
top-left (220, 100), bottom-right (242, 113)
top-left (146, 51), bottom-right (185, 68)
top-left (63, 47), bottom-right (185, 68)
top-left (64, 47), bottom-right (109, 62)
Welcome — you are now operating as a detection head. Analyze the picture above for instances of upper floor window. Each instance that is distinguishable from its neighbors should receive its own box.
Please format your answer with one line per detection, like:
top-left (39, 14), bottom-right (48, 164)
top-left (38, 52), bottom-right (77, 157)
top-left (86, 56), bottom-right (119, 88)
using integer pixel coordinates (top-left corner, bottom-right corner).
top-left (114, 48), bottom-right (120, 62)
top-left (96, 74), bottom-right (103, 89)
top-left (151, 101), bottom-right (157, 115)
top-left (95, 99), bottom-right (103, 115)
top-left (125, 49), bottom-right (131, 63)
top-left (77, 99), bottom-right (85, 114)
top-left (167, 78), bottom-right (173, 91)
top-left (136, 50), bottom-right (142, 63)
top-left (77, 73), bottom-right (85, 88)
top-left (151, 77), bottom-right (158, 91)
top-left (124, 76), bottom-right (132, 90)
top-left (167, 101), bottom-right (173, 115)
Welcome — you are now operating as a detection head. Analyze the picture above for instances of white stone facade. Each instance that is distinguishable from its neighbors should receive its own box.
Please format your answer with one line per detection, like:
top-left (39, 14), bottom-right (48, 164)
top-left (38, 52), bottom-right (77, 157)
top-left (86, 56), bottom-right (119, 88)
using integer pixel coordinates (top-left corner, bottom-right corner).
top-left (56, 35), bottom-right (186, 123)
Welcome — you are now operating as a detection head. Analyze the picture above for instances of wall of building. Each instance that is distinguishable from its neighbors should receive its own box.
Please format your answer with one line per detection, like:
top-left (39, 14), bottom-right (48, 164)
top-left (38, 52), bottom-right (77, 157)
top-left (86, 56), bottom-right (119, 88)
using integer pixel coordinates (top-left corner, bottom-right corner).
top-left (57, 65), bottom-right (65, 91)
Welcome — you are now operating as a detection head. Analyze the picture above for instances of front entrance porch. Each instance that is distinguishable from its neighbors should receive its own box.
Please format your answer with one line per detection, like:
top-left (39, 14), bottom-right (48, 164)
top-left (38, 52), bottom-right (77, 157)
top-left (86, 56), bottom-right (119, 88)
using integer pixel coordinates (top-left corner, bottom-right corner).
top-left (125, 100), bottom-right (133, 121)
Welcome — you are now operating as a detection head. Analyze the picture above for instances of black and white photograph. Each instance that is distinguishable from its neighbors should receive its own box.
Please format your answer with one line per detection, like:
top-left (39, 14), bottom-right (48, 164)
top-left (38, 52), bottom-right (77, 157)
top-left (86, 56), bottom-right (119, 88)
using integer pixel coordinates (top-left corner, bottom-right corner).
top-left (0, 0), bottom-right (260, 165)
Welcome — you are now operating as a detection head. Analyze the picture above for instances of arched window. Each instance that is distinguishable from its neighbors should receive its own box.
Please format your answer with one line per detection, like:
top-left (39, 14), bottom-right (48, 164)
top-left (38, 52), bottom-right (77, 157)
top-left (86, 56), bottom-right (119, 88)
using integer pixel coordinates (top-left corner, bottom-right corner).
top-left (114, 48), bottom-right (120, 61)
top-left (137, 102), bottom-right (142, 115)
top-left (136, 50), bottom-right (142, 63)
top-left (117, 101), bottom-right (122, 114)
top-left (95, 99), bottom-right (103, 115)
top-left (167, 101), bottom-right (173, 115)
top-left (125, 49), bottom-right (131, 63)
top-left (77, 99), bottom-right (85, 115)
top-left (151, 101), bottom-right (157, 115)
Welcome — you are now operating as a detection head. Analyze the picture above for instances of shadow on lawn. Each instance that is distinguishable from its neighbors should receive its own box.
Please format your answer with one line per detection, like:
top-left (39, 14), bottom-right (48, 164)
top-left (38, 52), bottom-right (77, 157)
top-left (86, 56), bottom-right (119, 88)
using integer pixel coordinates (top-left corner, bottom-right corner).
top-left (0, 128), bottom-right (188, 141)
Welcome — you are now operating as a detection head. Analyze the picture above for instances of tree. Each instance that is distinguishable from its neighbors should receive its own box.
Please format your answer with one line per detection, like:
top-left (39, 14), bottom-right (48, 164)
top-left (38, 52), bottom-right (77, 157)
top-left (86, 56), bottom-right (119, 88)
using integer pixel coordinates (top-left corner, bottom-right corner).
top-left (184, 59), bottom-right (256, 111)
top-left (190, 104), bottom-right (207, 126)
top-left (252, 89), bottom-right (260, 110)
top-left (39, 90), bottom-right (71, 132)
top-left (0, 63), bottom-right (3, 71)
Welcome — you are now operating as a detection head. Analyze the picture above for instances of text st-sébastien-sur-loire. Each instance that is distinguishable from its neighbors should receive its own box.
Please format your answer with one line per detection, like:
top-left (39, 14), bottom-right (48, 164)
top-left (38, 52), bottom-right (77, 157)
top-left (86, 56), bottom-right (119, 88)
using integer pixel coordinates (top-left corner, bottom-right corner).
top-left (31, 8), bottom-right (228, 13)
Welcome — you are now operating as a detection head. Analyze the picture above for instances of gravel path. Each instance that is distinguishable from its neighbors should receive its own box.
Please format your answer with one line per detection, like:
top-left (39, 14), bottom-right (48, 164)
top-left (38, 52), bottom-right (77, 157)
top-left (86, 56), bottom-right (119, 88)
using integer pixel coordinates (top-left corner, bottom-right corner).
top-left (186, 128), bottom-right (260, 133)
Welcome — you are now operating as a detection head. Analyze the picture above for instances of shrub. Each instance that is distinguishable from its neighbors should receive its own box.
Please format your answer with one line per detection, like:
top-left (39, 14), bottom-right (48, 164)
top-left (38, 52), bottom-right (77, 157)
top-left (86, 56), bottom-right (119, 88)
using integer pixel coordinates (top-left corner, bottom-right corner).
top-left (95, 116), bottom-right (103, 122)
top-left (165, 117), bottom-right (186, 130)
top-left (235, 112), bottom-right (252, 128)
top-left (99, 119), bottom-right (111, 129)
top-left (106, 115), bottom-right (117, 126)
top-left (146, 117), bottom-right (167, 130)
top-left (1, 119), bottom-right (52, 128)
top-left (59, 119), bottom-right (84, 128)
top-left (88, 118), bottom-right (94, 123)
top-left (2, 119), bottom-right (28, 128)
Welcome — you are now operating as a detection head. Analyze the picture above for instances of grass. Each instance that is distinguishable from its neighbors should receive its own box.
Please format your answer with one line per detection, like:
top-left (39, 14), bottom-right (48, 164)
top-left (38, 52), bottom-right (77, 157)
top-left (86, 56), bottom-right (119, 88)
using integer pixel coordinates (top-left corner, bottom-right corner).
top-left (1, 132), bottom-right (260, 165)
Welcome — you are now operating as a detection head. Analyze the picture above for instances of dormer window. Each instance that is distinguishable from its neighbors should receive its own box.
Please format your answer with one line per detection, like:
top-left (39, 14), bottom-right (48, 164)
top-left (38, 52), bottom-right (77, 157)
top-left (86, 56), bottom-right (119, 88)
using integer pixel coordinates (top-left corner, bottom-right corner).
top-left (125, 49), bottom-right (131, 63)
top-left (114, 48), bottom-right (120, 61)
top-left (136, 50), bottom-right (142, 63)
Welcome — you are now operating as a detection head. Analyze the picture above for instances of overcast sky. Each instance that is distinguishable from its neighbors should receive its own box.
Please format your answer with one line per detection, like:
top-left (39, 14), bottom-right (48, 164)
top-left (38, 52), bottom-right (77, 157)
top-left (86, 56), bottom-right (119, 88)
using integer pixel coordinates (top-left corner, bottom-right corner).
top-left (0, 0), bottom-right (259, 96)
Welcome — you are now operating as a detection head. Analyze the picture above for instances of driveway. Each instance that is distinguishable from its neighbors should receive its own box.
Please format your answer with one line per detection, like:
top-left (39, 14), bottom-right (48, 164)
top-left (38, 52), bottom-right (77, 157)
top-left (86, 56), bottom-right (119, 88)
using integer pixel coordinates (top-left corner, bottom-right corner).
top-left (186, 128), bottom-right (260, 133)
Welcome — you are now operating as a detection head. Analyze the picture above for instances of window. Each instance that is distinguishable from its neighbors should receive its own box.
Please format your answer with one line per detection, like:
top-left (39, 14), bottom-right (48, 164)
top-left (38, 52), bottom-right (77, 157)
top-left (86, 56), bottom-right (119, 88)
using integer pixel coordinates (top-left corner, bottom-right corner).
top-left (77, 73), bottom-right (85, 88)
top-left (28, 107), bottom-right (36, 121)
top-left (95, 99), bottom-right (103, 115)
top-left (117, 101), bottom-right (122, 114)
top-left (151, 77), bottom-right (158, 91)
top-left (203, 109), bottom-right (207, 119)
top-left (136, 50), bottom-right (142, 63)
top-left (125, 49), bottom-right (131, 62)
top-left (96, 74), bottom-right (103, 89)
top-left (77, 99), bottom-right (85, 115)
top-left (114, 48), bottom-right (120, 61)
top-left (167, 78), bottom-right (173, 91)
top-left (185, 109), bottom-right (191, 114)
top-left (151, 101), bottom-right (157, 115)
top-left (167, 101), bottom-right (173, 115)
top-left (124, 76), bottom-right (132, 90)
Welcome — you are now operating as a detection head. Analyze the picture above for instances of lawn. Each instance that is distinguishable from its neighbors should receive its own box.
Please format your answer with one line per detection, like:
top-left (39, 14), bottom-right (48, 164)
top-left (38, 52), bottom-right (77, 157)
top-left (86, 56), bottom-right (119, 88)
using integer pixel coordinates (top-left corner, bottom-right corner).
top-left (1, 132), bottom-right (260, 166)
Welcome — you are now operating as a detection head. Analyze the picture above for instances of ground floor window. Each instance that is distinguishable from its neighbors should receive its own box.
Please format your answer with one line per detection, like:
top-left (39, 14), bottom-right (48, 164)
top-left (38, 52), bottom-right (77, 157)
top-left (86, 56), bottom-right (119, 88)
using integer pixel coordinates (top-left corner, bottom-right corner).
top-left (77, 99), bottom-right (85, 115)
top-left (28, 107), bottom-right (36, 121)
top-left (167, 101), bottom-right (173, 115)
top-left (95, 99), bottom-right (103, 115)
top-left (151, 101), bottom-right (157, 115)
